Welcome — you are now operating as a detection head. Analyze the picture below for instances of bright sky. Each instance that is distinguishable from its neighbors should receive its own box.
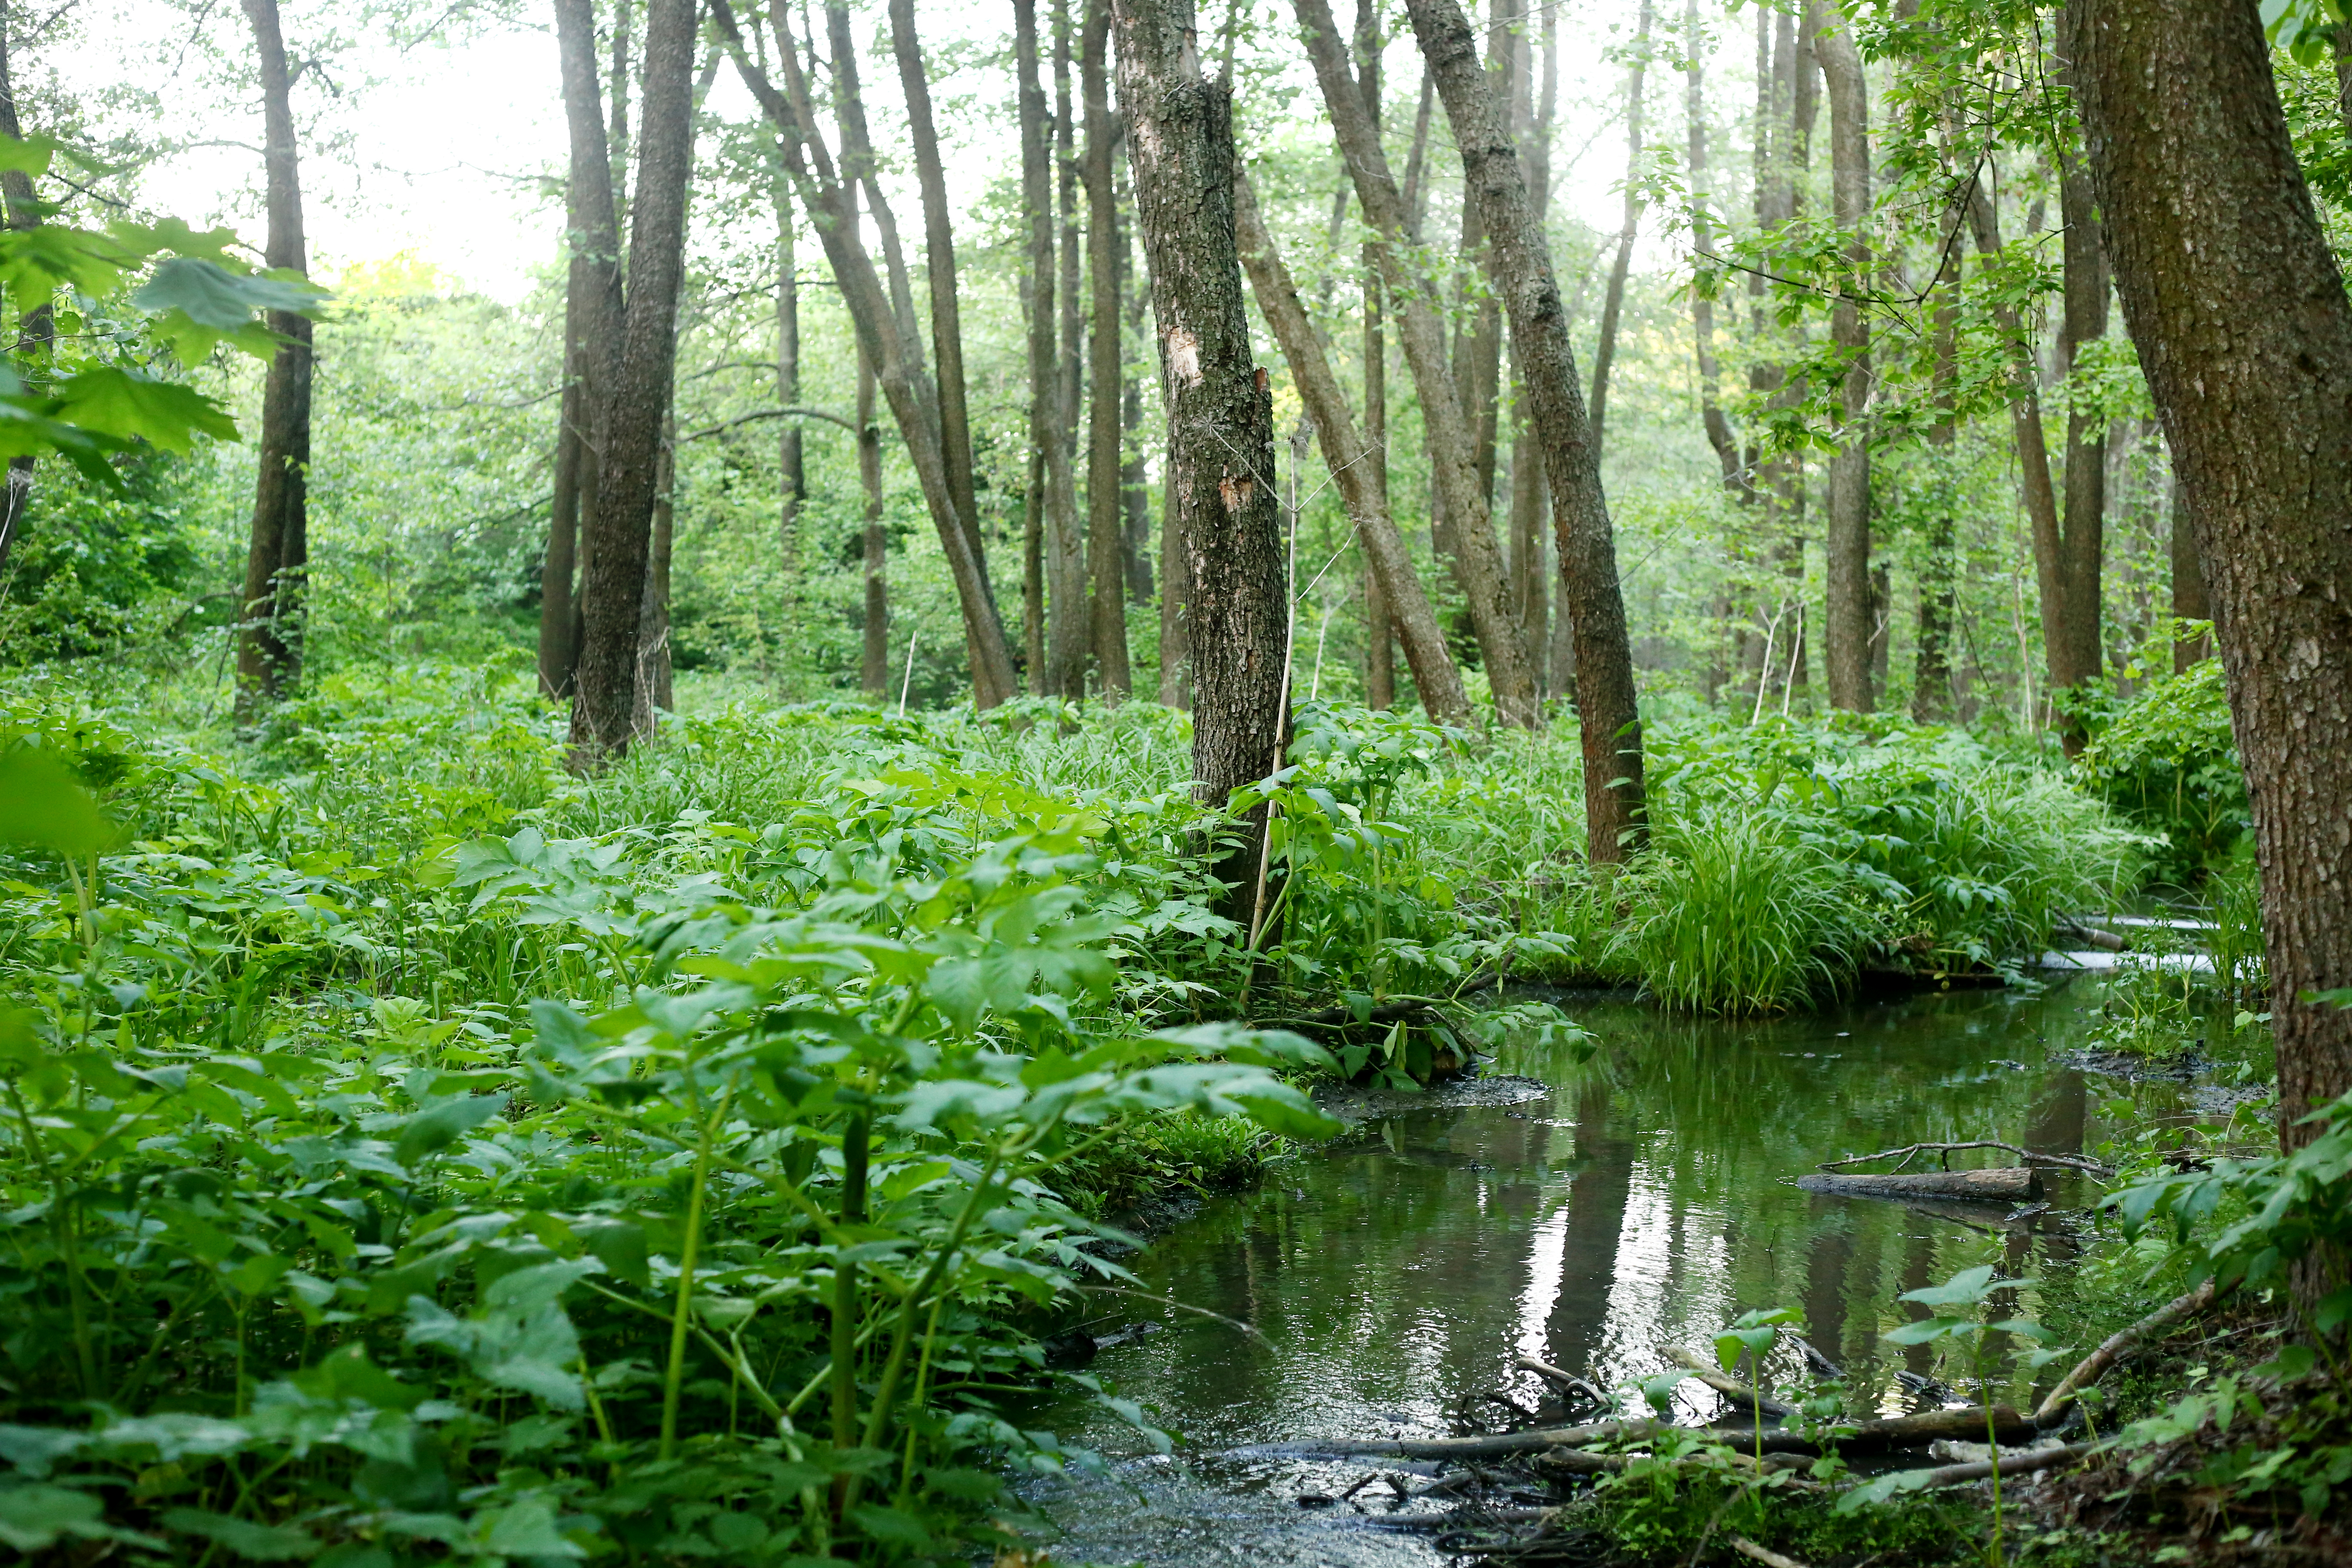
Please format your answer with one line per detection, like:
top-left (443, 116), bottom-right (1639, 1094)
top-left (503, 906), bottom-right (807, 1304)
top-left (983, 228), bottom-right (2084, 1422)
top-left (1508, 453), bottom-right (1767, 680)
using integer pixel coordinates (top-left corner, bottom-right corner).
top-left (58, 0), bottom-right (1715, 307)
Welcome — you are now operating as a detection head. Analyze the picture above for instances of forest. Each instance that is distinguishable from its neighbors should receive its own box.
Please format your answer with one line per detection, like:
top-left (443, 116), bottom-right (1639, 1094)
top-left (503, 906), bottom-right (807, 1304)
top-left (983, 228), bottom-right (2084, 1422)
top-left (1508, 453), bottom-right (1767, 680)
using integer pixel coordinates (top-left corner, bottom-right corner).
top-left (2, 0), bottom-right (2350, 1563)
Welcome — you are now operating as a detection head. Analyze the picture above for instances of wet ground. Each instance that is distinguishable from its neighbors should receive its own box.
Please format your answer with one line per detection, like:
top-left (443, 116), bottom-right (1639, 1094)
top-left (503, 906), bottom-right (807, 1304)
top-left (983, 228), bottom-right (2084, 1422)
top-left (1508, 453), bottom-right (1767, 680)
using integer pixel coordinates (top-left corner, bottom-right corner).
top-left (1019, 974), bottom-right (2258, 1566)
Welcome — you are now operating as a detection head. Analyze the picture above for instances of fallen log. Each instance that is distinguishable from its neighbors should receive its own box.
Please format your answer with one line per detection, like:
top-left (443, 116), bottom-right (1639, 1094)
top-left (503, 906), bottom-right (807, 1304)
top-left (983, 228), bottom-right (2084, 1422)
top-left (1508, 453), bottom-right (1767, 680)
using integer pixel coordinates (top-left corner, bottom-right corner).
top-left (1662, 1346), bottom-right (1799, 1419)
top-left (1902, 1439), bottom-right (2096, 1490)
top-left (1798, 1167), bottom-right (2041, 1203)
top-left (2033, 1278), bottom-right (2227, 1425)
top-left (1229, 1404), bottom-right (2033, 1461)
top-left (1819, 1140), bottom-right (2112, 1179)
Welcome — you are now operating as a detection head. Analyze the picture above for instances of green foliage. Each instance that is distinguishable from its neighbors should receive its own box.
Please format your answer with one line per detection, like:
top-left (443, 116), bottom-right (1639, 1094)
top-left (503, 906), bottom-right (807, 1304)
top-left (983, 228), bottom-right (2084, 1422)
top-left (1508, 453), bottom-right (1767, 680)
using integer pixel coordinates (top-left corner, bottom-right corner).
top-left (2076, 657), bottom-right (2248, 884)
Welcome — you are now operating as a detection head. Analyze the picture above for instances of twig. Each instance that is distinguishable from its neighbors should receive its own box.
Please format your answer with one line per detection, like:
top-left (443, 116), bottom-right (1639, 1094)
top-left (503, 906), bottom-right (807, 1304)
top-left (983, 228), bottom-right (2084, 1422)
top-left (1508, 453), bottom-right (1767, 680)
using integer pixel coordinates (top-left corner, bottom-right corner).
top-left (1730, 1537), bottom-right (1814, 1568)
top-left (1664, 1346), bottom-right (1799, 1418)
top-left (2033, 1278), bottom-right (2227, 1424)
top-left (1818, 1140), bottom-right (2113, 1179)
top-left (1515, 1354), bottom-right (1610, 1409)
top-left (1076, 1285), bottom-right (1270, 1345)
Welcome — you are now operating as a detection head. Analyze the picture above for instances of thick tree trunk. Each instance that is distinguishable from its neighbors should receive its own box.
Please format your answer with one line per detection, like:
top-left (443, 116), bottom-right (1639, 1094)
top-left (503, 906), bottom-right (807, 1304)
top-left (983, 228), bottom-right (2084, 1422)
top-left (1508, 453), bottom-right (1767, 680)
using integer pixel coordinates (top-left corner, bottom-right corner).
top-left (543, 0), bottom-right (623, 703)
top-left (1816, 18), bottom-right (1871, 713)
top-left (0, 23), bottom-right (49, 583)
top-left (2066, 0), bottom-right (2352, 1194)
top-left (1235, 171), bottom-right (1471, 728)
top-left (1406, 0), bottom-right (1648, 861)
top-left (886, 0), bottom-right (984, 569)
top-left (570, 0), bottom-right (695, 764)
top-left (1295, 0), bottom-right (1539, 727)
top-left (1112, 0), bottom-right (1288, 910)
top-left (1083, 0), bottom-right (1133, 697)
top-left (716, 0), bottom-right (1020, 709)
top-left (235, 0), bottom-right (312, 721)
top-left (858, 351), bottom-right (890, 699)
top-left (1017, 0), bottom-right (1076, 694)
top-left (1586, 0), bottom-right (1652, 463)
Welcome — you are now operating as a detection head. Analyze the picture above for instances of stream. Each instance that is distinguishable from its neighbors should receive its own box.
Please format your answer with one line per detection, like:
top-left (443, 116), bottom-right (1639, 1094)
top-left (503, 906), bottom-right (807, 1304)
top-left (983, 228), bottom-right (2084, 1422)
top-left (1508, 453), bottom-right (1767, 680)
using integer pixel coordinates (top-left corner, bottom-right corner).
top-left (1023, 974), bottom-right (2257, 1566)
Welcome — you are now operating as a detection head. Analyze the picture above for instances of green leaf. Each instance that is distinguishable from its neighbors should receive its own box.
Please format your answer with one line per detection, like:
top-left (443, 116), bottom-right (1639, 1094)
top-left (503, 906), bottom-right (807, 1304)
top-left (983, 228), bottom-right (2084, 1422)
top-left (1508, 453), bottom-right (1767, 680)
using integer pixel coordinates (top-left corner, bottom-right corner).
top-left (0, 1484), bottom-right (110, 1551)
top-left (473, 1497), bottom-right (584, 1559)
top-left (846, 1503), bottom-right (931, 1550)
top-left (1834, 1464), bottom-right (1939, 1514)
top-left (1883, 1315), bottom-right (1972, 1346)
top-left (131, 257), bottom-right (326, 328)
top-left (394, 1093), bottom-right (505, 1165)
top-left (49, 367), bottom-right (237, 453)
top-left (0, 132), bottom-right (54, 178)
top-left (0, 747), bottom-right (117, 854)
top-left (162, 1508), bottom-right (320, 1561)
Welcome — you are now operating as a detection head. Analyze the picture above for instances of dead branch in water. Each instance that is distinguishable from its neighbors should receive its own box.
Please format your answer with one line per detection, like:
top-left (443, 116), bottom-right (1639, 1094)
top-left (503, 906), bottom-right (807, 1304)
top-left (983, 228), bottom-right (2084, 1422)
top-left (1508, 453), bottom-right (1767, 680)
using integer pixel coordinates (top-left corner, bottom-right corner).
top-left (1818, 1139), bottom-right (2113, 1179)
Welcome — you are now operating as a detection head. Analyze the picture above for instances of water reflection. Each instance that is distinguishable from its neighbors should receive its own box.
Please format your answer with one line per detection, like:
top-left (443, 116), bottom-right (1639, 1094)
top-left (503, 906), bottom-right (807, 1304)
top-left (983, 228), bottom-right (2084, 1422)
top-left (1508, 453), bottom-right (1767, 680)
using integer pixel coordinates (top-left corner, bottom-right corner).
top-left (1029, 977), bottom-right (2173, 1564)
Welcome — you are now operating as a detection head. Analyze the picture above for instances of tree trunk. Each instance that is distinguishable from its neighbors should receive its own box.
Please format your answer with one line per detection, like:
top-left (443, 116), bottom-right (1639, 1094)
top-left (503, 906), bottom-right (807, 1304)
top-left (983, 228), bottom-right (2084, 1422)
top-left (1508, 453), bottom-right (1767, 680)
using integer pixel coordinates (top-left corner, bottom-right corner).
top-left (2066, 0), bottom-right (2352, 1198)
top-left (1586, 0), bottom-right (1651, 463)
top-left (1355, 0), bottom-right (1395, 710)
top-left (2170, 472), bottom-right (2210, 673)
top-left (1406, 0), bottom-right (1648, 861)
top-left (716, 0), bottom-right (1020, 709)
top-left (235, 0), bottom-right (312, 721)
top-left (858, 350), bottom-right (890, 699)
top-left (634, 422), bottom-right (676, 729)
top-left (1120, 211), bottom-right (1155, 605)
top-left (570, 0), bottom-right (695, 764)
top-left (0, 21), bottom-right (54, 582)
top-left (774, 190), bottom-right (804, 592)
top-left (2054, 59), bottom-right (2111, 746)
top-left (1017, 0), bottom-right (1075, 694)
top-left (886, 0), bottom-right (984, 570)
top-left (1816, 16), bottom-right (1871, 713)
top-left (1083, 0), bottom-right (1133, 697)
top-left (1235, 170), bottom-right (1471, 728)
top-left (1157, 462), bottom-right (1191, 705)
top-left (1112, 0), bottom-right (1288, 910)
top-left (1505, 3), bottom-right (1554, 671)
top-left (1295, 0), bottom-right (1539, 727)
top-left (1051, 0), bottom-right (1091, 698)
top-left (1683, 0), bottom-right (1745, 500)
top-left (543, 0), bottom-right (623, 704)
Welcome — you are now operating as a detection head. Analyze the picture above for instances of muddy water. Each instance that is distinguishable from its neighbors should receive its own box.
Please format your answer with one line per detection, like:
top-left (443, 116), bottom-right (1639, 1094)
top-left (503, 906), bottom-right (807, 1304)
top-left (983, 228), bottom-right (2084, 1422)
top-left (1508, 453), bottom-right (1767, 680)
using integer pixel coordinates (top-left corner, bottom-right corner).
top-left (1025, 976), bottom-right (2238, 1566)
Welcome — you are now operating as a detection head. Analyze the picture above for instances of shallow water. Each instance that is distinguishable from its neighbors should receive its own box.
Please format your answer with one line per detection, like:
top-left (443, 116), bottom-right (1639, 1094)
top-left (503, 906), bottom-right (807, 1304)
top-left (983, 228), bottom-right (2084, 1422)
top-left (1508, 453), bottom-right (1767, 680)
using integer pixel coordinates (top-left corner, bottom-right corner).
top-left (1022, 976), bottom-right (2244, 1566)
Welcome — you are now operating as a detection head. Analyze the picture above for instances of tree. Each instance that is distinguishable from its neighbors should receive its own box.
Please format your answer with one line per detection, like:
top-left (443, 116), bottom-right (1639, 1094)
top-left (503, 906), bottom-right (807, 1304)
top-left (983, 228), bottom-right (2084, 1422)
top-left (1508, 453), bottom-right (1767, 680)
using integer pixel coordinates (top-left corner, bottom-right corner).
top-left (541, 0), bottom-right (624, 703)
top-left (1504, 1), bottom-right (1556, 663)
top-left (714, 0), bottom-right (1020, 709)
top-left (0, 16), bottom-right (52, 583)
top-left (1111, 0), bottom-right (1287, 910)
top-left (1233, 168), bottom-right (1470, 728)
top-left (1681, 0), bottom-right (1745, 500)
top-left (1816, 14), bottom-right (1872, 712)
top-left (234, 0), bottom-right (313, 720)
top-left (858, 349), bottom-right (889, 698)
top-left (1404, 0), bottom-right (1648, 861)
top-left (773, 195), bottom-right (805, 606)
top-left (1082, 0), bottom-right (1132, 696)
top-left (1356, 0), bottom-right (1395, 710)
top-left (1295, 0), bottom-right (1540, 728)
top-left (1015, 0), bottom-right (1074, 695)
top-left (2065, 0), bottom-right (2352, 1199)
top-left (569, 0), bottom-right (696, 764)
top-left (1586, 0), bottom-right (1652, 462)
top-left (2053, 31), bottom-right (2112, 736)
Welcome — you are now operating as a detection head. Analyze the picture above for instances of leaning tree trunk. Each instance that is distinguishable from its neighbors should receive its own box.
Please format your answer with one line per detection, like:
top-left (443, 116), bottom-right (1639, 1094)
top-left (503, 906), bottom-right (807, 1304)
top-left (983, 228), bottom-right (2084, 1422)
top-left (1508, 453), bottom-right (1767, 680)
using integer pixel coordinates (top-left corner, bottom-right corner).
top-left (717, 0), bottom-right (1020, 709)
top-left (1083, 0), bottom-right (1133, 697)
top-left (1682, 0), bottom-right (1745, 501)
top-left (2065, 0), bottom-right (2352, 1208)
top-left (1112, 0), bottom-right (1287, 913)
top-left (1816, 15), bottom-right (1871, 713)
top-left (1406, 0), bottom-right (1648, 861)
top-left (544, 0), bottom-right (624, 702)
top-left (1295, 0), bottom-right (1539, 728)
top-left (858, 350), bottom-right (890, 698)
top-left (235, 0), bottom-right (313, 721)
top-left (0, 19), bottom-right (53, 582)
top-left (1586, 0), bottom-right (1651, 462)
top-left (1234, 170), bottom-right (1471, 728)
top-left (569, 0), bottom-right (695, 764)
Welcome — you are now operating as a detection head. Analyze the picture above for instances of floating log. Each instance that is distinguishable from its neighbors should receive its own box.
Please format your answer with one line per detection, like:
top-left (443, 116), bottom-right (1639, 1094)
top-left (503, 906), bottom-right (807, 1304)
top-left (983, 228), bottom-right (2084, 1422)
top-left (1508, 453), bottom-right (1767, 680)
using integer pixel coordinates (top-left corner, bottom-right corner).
top-left (1797, 1167), bottom-right (2041, 1203)
top-left (1231, 1404), bottom-right (2034, 1461)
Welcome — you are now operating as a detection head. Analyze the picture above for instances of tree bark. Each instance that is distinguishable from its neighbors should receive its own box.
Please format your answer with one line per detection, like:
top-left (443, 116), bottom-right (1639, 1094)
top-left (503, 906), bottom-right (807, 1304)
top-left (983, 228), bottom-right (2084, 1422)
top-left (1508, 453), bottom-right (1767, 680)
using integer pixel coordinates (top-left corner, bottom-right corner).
top-left (886, 0), bottom-right (984, 569)
top-left (1121, 212), bottom-right (1155, 605)
top-left (633, 421), bottom-right (676, 729)
top-left (774, 190), bottom-right (804, 594)
top-left (1050, 0), bottom-right (1091, 698)
top-left (1682, 0), bottom-right (1744, 501)
top-left (1505, 3), bottom-right (1555, 670)
top-left (542, 0), bottom-right (623, 704)
top-left (1816, 17), bottom-right (1871, 713)
top-left (1355, 0), bottom-right (1395, 711)
top-left (2066, 0), bottom-right (2352, 1195)
top-left (1234, 170), bottom-right (1471, 728)
top-left (858, 350), bottom-right (890, 699)
top-left (1405, 0), bottom-right (1648, 861)
top-left (1017, 0), bottom-right (1076, 695)
top-left (2054, 56), bottom-right (2111, 744)
top-left (0, 19), bottom-right (54, 583)
top-left (716, 0), bottom-right (1020, 710)
top-left (1083, 0), bottom-right (1133, 697)
top-left (2169, 472), bottom-right (2210, 673)
top-left (1295, 0), bottom-right (1538, 727)
top-left (569, 0), bottom-right (695, 764)
top-left (1586, 0), bottom-right (1652, 464)
top-left (1112, 0), bottom-right (1287, 910)
top-left (234, 0), bottom-right (312, 721)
